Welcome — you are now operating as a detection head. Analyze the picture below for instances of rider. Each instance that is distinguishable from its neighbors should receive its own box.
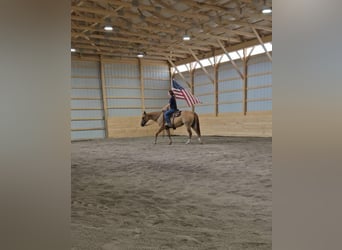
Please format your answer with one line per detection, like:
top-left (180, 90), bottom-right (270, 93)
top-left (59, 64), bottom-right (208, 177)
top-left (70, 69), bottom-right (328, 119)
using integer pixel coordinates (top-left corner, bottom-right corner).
top-left (163, 90), bottom-right (178, 128)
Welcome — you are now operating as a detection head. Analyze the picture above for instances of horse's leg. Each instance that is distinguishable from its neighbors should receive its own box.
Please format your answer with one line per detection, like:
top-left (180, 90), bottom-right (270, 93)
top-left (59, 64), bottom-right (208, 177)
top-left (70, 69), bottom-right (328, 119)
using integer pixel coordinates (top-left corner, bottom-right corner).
top-left (166, 127), bottom-right (172, 145)
top-left (197, 136), bottom-right (203, 144)
top-left (192, 127), bottom-right (202, 144)
top-left (154, 126), bottom-right (164, 144)
top-left (191, 114), bottom-right (203, 144)
top-left (185, 125), bottom-right (192, 144)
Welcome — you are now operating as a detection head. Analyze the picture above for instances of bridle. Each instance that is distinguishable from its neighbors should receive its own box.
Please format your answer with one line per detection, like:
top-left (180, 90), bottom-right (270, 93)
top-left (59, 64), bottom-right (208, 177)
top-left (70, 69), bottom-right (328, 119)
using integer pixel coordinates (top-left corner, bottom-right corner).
top-left (141, 115), bottom-right (153, 127)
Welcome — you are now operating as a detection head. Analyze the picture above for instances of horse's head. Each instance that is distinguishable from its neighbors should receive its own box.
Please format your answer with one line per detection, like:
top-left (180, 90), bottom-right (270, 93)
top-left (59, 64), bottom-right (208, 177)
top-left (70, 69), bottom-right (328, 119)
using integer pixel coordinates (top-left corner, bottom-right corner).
top-left (140, 111), bottom-right (148, 127)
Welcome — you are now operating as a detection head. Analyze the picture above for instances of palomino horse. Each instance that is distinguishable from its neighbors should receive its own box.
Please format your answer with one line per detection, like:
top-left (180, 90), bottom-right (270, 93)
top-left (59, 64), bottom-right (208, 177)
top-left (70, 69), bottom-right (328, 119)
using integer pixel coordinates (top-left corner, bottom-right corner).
top-left (140, 110), bottom-right (202, 145)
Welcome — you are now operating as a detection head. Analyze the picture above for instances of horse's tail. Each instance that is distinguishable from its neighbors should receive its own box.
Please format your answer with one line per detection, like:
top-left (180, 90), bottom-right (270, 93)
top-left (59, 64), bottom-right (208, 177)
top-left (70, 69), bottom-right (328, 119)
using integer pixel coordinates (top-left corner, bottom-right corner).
top-left (191, 112), bottom-right (201, 136)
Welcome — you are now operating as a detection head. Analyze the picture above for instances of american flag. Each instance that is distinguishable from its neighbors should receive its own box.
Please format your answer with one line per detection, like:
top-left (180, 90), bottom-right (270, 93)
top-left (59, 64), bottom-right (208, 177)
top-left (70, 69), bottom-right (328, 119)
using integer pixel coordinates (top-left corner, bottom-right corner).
top-left (171, 79), bottom-right (201, 107)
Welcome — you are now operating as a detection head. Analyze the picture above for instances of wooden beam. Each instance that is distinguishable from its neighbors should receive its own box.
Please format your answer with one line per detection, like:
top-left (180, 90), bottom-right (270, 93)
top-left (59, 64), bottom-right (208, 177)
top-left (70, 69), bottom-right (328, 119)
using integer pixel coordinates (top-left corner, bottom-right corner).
top-left (152, 0), bottom-right (209, 20)
top-left (72, 32), bottom-right (152, 45)
top-left (214, 64), bottom-right (219, 117)
top-left (71, 127), bottom-right (105, 132)
top-left (188, 48), bottom-right (215, 84)
top-left (197, 32), bottom-right (241, 44)
top-left (139, 58), bottom-right (145, 111)
top-left (100, 55), bottom-right (109, 137)
top-left (73, 48), bottom-right (169, 61)
top-left (234, 21), bottom-right (272, 32)
top-left (191, 68), bottom-right (195, 112)
top-left (217, 39), bottom-right (244, 79)
top-left (182, 0), bottom-right (231, 12)
top-left (170, 43), bottom-right (212, 52)
top-left (243, 49), bottom-right (248, 115)
top-left (247, 46), bottom-right (255, 58)
top-left (251, 27), bottom-right (272, 62)
top-left (71, 118), bottom-right (103, 121)
top-left (73, 41), bottom-right (188, 58)
top-left (166, 58), bottom-right (191, 88)
top-left (224, 28), bottom-right (256, 38)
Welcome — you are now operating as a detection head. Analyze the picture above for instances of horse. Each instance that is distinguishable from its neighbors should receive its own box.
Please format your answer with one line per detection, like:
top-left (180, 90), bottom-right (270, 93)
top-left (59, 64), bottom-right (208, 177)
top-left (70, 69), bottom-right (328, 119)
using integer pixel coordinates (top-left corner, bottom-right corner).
top-left (140, 110), bottom-right (202, 145)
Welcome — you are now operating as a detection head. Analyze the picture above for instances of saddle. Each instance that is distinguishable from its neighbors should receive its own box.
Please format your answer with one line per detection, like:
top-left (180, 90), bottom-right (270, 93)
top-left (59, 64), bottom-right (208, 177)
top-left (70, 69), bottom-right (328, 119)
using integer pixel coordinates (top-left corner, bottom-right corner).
top-left (163, 110), bottom-right (181, 130)
top-left (172, 110), bottom-right (182, 118)
top-left (170, 110), bottom-right (181, 130)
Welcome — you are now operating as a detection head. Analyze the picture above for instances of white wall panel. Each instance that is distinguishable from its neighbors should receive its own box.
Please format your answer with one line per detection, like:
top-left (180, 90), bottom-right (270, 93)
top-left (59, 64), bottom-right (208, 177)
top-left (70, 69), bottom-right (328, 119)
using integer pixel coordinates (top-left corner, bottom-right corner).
top-left (219, 79), bottom-right (243, 91)
top-left (71, 130), bottom-right (105, 140)
top-left (144, 79), bottom-right (170, 88)
top-left (248, 88), bottom-right (272, 99)
top-left (71, 110), bottom-right (104, 119)
top-left (107, 98), bottom-right (141, 107)
top-left (219, 91), bottom-right (243, 102)
top-left (247, 54), bottom-right (272, 111)
top-left (71, 60), bottom-right (105, 140)
top-left (71, 120), bottom-right (104, 130)
top-left (248, 74), bottom-right (272, 88)
top-left (105, 78), bottom-right (140, 87)
top-left (218, 61), bottom-right (243, 115)
top-left (144, 99), bottom-right (166, 108)
top-left (104, 63), bottom-right (139, 77)
top-left (219, 103), bottom-right (243, 113)
top-left (106, 88), bottom-right (141, 97)
top-left (71, 78), bottom-right (101, 88)
top-left (248, 100), bottom-right (272, 111)
top-left (71, 100), bottom-right (103, 109)
top-left (71, 89), bottom-right (102, 98)
top-left (144, 89), bottom-right (168, 98)
top-left (196, 105), bottom-right (215, 114)
top-left (108, 108), bottom-right (141, 117)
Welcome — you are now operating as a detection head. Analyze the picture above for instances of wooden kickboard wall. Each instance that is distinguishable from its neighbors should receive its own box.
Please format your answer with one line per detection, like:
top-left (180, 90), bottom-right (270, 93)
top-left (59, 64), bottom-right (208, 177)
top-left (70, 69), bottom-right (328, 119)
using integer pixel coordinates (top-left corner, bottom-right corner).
top-left (108, 111), bottom-right (272, 138)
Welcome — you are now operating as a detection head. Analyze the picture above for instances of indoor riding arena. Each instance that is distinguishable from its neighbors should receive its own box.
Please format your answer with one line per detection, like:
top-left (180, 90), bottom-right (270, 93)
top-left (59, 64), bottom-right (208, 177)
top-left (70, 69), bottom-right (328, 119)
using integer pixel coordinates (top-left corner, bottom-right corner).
top-left (71, 1), bottom-right (272, 249)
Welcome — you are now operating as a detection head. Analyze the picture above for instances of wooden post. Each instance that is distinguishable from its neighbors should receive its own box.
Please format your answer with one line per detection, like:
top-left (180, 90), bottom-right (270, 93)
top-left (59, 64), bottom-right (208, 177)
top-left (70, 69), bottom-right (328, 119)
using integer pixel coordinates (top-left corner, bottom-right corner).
top-left (138, 58), bottom-right (145, 111)
top-left (99, 55), bottom-right (109, 137)
top-left (190, 66), bottom-right (195, 112)
top-left (243, 49), bottom-right (248, 116)
top-left (214, 64), bottom-right (219, 117)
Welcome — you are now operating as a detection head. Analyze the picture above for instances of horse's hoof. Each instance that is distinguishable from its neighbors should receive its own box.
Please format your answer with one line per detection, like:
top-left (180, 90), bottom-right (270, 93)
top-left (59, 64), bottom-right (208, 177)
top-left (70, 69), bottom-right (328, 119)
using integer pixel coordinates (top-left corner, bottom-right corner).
top-left (185, 140), bottom-right (191, 144)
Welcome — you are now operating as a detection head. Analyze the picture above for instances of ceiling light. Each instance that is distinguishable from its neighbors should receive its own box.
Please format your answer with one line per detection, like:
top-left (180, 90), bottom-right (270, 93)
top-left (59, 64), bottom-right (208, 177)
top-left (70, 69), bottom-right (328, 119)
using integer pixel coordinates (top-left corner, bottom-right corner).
top-left (183, 34), bottom-right (190, 41)
top-left (104, 26), bottom-right (113, 31)
top-left (71, 48), bottom-right (76, 52)
top-left (137, 52), bottom-right (144, 58)
top-left (262, 8), bottom-right (272, 14)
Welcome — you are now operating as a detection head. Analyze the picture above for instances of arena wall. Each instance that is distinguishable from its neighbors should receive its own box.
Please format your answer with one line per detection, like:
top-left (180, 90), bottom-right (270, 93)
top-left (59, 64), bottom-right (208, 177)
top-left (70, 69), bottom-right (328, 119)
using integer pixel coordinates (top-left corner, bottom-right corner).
top-left (71, 52), bottom-right (272, 140)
